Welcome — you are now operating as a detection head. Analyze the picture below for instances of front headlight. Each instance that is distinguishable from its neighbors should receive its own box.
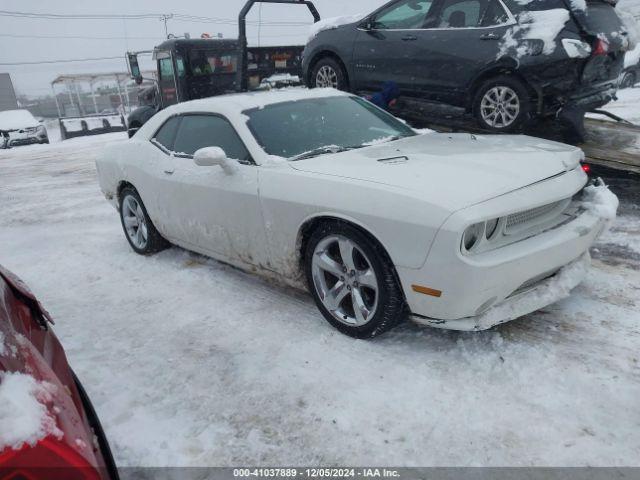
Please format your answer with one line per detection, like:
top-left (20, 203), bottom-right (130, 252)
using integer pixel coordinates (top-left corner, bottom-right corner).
top-left (462, 218), bottom-right (502, 254)
top-left (462, 222), bottom-right (484, 252)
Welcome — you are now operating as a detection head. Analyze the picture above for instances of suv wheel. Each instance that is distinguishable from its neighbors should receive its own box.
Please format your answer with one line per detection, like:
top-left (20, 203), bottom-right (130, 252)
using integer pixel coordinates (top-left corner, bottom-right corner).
top-left (310, 57), bottom-right (348, 90)
top-left (473, 76), bottom-right (530, 132)
top-left (119, 186), bottom-right (168, 255)
top-left (305, 222), bottom-right (405, 338)
top-left (620, 71), bottom-right (636, 89)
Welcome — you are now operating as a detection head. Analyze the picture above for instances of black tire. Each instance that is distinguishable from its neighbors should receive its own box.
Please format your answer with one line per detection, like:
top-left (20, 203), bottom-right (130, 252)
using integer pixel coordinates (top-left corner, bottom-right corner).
top-left (304, 221), bottom-right (405, 338)
top-left (620, 71), bottom-right (636, 89)
top-left (119, 186), bottom-right (168, 255)
top-left (473, 75), bottom-right (531, 132)
top-left (309, 56), bottom-right (349, 91)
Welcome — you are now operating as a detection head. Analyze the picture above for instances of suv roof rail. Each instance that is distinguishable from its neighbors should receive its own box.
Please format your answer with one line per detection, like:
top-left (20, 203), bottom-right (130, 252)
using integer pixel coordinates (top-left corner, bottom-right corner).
top-left (238, 0), bottom-right (321, 91)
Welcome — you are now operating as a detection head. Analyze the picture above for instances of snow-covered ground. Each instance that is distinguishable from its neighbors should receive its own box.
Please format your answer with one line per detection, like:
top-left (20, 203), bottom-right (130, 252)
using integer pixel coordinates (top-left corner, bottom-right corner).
top-left (588, 87), bottom-right (640, 124)
top-left (0, 134), bottom-right (639, 466)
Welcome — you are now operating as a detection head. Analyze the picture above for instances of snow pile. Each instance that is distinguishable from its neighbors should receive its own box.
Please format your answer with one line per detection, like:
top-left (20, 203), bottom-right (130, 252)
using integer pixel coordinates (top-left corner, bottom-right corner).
top-left (569, 0), bottom-right (586, 11)
top-left (0, 372), bottom-right (62, 450)
top-left (308, 14), bottom-right (362, 41)
top-left (0, 110), bottom-right (39, 131)
top-left (498, 9), bottom-right (570, 58)
top-left (581, 180), bottom-right (619, 222)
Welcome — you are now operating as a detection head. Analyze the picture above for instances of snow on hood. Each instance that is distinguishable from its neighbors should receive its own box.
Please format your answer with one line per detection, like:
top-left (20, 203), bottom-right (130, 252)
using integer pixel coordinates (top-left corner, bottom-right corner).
top-left (499, 9), bottom-right (570, 58)
top-left (0, 371), bottom-right (63, 451)
top-left (0, 110), bottom-right (39, 131)
top-left (290, 133), bottom-right (583, 212)
top-left (308, 14), bottom-right (363, 41)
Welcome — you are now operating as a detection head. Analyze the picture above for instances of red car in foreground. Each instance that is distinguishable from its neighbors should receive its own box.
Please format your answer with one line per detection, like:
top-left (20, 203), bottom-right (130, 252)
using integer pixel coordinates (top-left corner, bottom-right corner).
top-left (0, 265), bottom-right (118, 480)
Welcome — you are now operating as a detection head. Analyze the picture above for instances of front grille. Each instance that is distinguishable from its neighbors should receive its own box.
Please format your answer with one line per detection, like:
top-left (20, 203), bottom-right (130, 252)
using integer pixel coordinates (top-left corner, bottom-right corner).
top-left (505, 199), bottom-right (568, 234)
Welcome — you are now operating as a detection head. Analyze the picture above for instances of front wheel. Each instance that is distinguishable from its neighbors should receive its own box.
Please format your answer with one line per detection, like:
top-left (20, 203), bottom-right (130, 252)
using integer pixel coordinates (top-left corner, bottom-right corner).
top-left (119, 186), bottom-right (168, 255)
top-left (309, 57), bottom-right (348, 91)
top-left (473, 76), bottom-right (531, 132)
top-left (305, 222), bottom-right (405, 338)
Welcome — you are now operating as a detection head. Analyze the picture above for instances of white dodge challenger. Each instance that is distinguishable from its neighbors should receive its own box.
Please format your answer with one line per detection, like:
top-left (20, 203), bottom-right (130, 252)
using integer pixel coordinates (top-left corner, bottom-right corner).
top-left (96, 88), bottom-right (617, 338)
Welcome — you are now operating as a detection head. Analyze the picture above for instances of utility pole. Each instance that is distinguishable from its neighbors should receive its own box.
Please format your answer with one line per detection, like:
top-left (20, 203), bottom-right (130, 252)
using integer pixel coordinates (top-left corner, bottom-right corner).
top-left (159, 14), bottom-right (174, 39)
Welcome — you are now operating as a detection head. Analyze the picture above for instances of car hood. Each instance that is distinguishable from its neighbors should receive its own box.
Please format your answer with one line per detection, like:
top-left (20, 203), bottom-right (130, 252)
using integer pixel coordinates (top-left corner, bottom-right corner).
top-left (289, 133), bottom-right (584, 211)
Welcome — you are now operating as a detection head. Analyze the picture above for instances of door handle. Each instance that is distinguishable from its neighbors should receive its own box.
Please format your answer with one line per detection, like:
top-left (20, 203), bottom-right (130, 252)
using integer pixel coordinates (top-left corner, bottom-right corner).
top-left (163, 169), bottom-right (175, 175)
top-left (401, 35), bottom-right (418, 41)
top-left (480, 32), bottom-right (499, 40)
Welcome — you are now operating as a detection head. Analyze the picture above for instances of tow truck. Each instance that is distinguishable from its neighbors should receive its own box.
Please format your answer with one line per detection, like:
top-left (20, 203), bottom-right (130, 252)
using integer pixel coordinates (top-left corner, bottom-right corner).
top-left (125, 0), bottom-right (320, 137)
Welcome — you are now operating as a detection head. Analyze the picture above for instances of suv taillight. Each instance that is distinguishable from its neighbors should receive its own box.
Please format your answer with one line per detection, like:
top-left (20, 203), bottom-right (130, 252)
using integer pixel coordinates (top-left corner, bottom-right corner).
top-left (592, 38), bottom-right (609, 56)
top-left (0, 437), bottom-right (102, 480)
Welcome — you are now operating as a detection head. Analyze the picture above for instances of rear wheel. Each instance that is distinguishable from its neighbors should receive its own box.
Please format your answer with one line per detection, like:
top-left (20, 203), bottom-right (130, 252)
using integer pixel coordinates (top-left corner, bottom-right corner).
top-left (310, 57), bottom-right (348, 91)
top-left (305, 222), bottom-right (405, 338)
top-left (473, 76), bottom-right (530, 132)
top-left (620, 71), bottom-right (636, 89)
top-left (119, 186), bottom-right (168, 255)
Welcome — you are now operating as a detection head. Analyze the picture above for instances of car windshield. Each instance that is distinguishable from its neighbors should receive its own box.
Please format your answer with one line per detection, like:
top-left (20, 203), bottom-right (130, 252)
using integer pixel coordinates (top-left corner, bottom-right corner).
top-left (244, 96), bottom-right (416, 160)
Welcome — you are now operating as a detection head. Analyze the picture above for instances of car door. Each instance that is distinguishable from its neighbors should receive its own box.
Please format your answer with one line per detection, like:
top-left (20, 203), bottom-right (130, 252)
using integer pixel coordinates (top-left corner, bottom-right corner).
top-left (352, 0), bottom-right (436, 93)
top-left (150, 113), bottom-right (268, 266)
top-left (405, 0), bottom-right (514, 104)
top-left (156, 51), bottom-right (180, 107)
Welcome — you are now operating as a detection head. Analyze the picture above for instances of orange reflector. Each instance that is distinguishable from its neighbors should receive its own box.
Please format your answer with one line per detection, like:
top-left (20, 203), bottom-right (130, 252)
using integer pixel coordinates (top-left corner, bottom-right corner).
top-left (411, 285), bottom-right (442, 297)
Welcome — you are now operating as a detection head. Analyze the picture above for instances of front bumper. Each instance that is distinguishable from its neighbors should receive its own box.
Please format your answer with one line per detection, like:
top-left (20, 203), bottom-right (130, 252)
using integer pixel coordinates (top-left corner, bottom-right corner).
top-left (411, 252), bottom-right (591, 331)
top-left (399, 178), bottom-right (615, 331)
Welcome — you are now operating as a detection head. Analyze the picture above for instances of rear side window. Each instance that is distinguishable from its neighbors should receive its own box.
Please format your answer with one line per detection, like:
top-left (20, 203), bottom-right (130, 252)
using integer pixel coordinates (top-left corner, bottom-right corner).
top-left (437, 0), bottom-right (482, 27)
top-left (153, 116), bottom-right (181, 151)
top-left (373, 0), bottom-right (435, 29)
top-left (480, 0), bottom-right (510, 26)
top-left (172, 115), bottom-right (251, 161)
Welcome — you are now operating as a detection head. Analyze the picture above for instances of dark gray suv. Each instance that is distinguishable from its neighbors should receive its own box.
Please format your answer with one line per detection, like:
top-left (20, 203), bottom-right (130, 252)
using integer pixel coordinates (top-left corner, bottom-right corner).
top-left (302, 0), bottom-right (631, 132)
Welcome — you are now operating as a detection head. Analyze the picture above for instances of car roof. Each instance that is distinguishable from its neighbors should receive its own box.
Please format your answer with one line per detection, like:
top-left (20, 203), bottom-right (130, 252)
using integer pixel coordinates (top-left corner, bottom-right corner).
top-left (0, 109), bottom-right (39, 130)
top-left (161, 87), bottom-right (353, 116)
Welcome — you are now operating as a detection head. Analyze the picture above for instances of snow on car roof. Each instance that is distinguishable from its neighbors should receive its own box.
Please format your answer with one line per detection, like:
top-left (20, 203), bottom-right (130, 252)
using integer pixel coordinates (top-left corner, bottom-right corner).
top-left (0, 109), bottom-right (39, 131)
top-left (163, 87), bottom-right (352, 116)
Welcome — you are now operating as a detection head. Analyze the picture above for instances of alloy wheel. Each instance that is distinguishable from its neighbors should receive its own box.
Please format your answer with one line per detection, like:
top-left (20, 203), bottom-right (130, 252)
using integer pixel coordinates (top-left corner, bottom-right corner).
top-left (311, 235), bottom-right (379, 326)
top-left (315, 65), bottom-right (339, 89)
top-left (480, 86), bottom-right (520, 129)
top-left (122, 195), bottom-right (148, 250)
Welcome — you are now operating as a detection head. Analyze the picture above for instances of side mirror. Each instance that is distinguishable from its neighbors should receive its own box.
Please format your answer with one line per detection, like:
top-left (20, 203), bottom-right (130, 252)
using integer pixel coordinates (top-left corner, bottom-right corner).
top-left (360, 19), bottom-right (374, 31)
top-left (127, 52), bottom-right (143, 84)
top-left (193, 147), bottom-right (238, 174)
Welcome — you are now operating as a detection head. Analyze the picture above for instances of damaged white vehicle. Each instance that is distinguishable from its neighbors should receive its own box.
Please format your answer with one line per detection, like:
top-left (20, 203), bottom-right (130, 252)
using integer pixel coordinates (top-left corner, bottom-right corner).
top-left (96, 89), bottom-right (617, 337)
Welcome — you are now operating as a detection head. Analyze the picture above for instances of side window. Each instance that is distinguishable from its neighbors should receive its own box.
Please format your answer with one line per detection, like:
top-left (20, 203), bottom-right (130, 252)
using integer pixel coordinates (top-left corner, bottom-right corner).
top-left (373, 0), bottom-right (435, 29)
top-left (158, 57), bottom-right (174, 81)
top-left (480, 0), bottom-right (510, 26)
top-left (437, 0), bottom-right (483, 28)
top-left (153, 116), bottom-right (181, 151)
top-left (189, 51), bottom-right (238, 77)
top-left (172, 115), bottom-right (251, 162)
top-left (175, 56), bottom-right (186, 78)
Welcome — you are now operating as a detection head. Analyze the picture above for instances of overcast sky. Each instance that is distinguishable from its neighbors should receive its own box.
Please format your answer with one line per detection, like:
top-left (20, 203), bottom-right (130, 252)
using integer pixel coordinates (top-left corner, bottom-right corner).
top-left (0, 0), bottom-right (387, 96)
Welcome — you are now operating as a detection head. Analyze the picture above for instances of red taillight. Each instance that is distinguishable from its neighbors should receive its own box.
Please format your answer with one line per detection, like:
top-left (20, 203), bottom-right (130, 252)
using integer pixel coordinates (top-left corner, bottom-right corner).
top-left (0, 437), bottom-right (102, 480)
top-left (581, 163), bottom-right (591, 174)
top-left (592, 38), bottom-right (609, 56)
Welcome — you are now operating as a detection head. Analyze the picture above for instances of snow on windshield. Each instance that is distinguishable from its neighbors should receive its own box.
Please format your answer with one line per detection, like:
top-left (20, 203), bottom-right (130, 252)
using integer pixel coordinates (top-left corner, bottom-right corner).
top-left (308, 14), bottom-right (363, 41)
top-left (0, 110), bottom-right (39, 131)
top-left (498, 9), bottom-right (570, 58)
top-left (0, 371), bottom-right (63, 451)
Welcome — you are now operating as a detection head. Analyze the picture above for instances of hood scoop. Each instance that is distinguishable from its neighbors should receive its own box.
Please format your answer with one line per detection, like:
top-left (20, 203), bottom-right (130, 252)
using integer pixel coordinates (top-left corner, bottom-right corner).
top-left (377, 156), bottom-right (409, 164)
